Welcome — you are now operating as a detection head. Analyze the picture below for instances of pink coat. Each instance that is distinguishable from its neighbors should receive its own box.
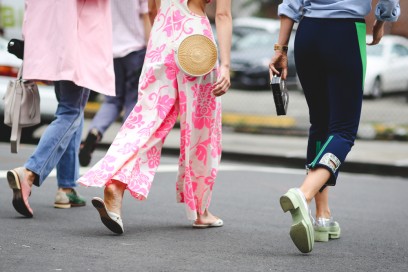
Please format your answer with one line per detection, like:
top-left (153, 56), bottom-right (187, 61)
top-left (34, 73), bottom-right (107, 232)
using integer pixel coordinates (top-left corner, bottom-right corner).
top-left (22, 0), bottom-right (115, 96)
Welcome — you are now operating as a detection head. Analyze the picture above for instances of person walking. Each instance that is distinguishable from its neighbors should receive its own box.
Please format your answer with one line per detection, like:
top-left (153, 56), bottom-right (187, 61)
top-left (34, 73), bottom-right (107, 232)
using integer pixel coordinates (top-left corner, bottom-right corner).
top-left (6, 0), bottom-right (115, 216)
top-left (269, 0), bottom-right (400, 253)
top-left (79, 0), bottom-right (152, 167)
top-left (77, 0), bottom-right (232, 234)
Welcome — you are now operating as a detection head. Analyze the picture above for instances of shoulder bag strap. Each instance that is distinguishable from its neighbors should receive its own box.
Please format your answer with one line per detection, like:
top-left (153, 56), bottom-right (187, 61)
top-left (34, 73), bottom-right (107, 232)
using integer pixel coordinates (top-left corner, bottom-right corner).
top-left (10, 64), bottom-right (24, 153)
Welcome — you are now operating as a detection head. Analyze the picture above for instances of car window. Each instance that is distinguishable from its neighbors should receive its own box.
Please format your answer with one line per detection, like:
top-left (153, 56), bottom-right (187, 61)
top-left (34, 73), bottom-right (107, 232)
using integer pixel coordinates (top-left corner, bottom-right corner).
top-left (212, 24), bottom-right (244, 50)
top-left (233, 27), bottom-right (268, 37)
top-left (367, 44), bottom-right (383, 56)
top-left (234, 32), bottom-right (278, 51)
top-left (391, 44), bottom-right (408, 57)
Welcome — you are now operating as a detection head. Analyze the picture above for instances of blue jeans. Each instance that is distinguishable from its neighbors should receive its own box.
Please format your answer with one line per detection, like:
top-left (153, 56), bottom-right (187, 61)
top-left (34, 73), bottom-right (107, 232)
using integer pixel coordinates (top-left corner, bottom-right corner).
top-left (90, 49), bottom-right (146, 136)
top-left (25, 81), bottom-right (90, 188)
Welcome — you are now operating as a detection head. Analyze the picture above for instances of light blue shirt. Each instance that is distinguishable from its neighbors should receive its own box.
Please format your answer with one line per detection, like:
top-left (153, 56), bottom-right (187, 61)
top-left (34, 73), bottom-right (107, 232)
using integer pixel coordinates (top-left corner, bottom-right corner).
top-left (278, 0), bottom-right (400, 23)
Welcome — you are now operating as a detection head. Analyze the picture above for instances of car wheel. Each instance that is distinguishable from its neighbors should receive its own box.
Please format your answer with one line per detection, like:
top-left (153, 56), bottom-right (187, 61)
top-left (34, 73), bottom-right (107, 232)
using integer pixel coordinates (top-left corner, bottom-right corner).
top-left (370, 78), bottom-right (382, 99)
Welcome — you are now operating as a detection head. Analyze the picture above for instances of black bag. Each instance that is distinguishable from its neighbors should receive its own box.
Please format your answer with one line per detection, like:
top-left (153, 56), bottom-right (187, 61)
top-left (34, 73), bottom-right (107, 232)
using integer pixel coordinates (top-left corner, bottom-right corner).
top-left (7, 39), bottom-right (25, 60)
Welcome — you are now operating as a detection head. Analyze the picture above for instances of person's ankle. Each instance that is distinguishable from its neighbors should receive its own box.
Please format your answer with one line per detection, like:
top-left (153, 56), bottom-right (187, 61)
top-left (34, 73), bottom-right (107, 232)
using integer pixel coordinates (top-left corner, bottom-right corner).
top-left (104, 181), bottom-right (125, 215)
top-left (316, 211), bottom-right (331, 219)
top-left (90, 128), bottom-right (102, 142)
top-left (58, 188), bottom-right (74, 193)
top-left (196, 210), bottom-right (218, 224)
top-left (24, 169), bottom-right (36, 187)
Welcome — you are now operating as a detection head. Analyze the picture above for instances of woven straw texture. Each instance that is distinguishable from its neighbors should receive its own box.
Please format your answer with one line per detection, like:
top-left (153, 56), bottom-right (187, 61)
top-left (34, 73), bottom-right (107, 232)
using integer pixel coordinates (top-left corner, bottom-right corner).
top-left (176, 34), bottom-right (218, 77)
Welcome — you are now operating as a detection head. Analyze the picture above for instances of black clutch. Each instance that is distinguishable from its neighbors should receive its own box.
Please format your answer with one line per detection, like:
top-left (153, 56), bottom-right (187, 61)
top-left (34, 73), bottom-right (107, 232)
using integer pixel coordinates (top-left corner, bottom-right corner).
top-left (270, 75), bottom-right (289, 116)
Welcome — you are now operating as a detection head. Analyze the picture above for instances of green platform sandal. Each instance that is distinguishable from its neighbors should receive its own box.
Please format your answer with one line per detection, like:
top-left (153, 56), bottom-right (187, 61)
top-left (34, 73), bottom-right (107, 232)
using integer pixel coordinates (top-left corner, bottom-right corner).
top-left (280, 188), bottom-right (314, 253)
top-left (314, 217), bottom-right (341, 242)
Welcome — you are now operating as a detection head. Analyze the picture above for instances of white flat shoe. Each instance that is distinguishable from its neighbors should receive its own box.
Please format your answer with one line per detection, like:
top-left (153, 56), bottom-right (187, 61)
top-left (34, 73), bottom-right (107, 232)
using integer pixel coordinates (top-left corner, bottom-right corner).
top-left (91, 197), bottom-right (124, 234)
top-left (192, 218), bottom-right (224, 229)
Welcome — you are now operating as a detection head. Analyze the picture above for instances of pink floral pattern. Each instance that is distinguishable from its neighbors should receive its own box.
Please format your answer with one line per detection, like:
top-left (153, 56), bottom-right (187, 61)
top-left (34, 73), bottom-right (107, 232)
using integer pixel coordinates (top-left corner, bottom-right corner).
top-left (140, 67), bottom-right (157, 90)
top-left (77, 0), bottom-right (221, 221)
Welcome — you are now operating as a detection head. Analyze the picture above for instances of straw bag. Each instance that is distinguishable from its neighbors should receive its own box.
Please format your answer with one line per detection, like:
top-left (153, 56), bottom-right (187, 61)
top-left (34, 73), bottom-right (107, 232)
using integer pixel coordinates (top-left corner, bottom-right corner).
top-left (3, 63), bottom-right (41, 153)
top-left (175, 34), bottom-right (218, 77)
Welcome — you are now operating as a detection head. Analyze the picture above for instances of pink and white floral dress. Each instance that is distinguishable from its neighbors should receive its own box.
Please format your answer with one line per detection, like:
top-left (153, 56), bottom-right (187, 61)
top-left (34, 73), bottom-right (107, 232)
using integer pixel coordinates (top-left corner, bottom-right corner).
top-left (78, 0), bottom-right (222, 221)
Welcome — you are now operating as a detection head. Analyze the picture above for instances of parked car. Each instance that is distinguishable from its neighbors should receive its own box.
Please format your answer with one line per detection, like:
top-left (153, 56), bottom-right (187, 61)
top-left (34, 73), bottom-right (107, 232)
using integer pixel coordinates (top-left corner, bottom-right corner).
top-left (230, 30), bottom-right (300, 90)
top-left (232, 17), bottom-right (280, 37)
top-left (364, 35), bottom-right (408, 98)
top-left (211, 23), bottom-right (242, 50)
top-left (0, 36), bottom-right (58, 142)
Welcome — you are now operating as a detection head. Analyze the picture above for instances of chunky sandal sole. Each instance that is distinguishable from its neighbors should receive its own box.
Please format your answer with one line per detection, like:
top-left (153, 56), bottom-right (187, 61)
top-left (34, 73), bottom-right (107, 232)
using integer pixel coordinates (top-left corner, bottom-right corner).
top-left (54, 203), bottom-right (71, 209)
top-left (92, 198), bottom-right (123, 234)
top-left (280, 189), bottom-right (314, 253)
top-left (7, 170), bottom-right (33, 218)
top-left (314, 225), bottom-right (341, 242)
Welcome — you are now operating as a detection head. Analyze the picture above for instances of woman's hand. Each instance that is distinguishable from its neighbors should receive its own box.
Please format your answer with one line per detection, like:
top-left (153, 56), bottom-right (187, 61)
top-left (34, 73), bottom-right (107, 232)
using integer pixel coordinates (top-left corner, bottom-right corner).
top-left (212, 65), bottom-right (231, 97)
top-left (367, 20), bottom-right (385, 45)
top-left (269, 51), bottom-right (288, 80)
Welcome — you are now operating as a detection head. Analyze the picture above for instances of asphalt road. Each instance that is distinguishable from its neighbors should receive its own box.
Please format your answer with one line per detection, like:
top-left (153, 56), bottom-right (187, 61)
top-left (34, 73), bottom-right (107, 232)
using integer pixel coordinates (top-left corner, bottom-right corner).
top-left (0, 143), bottom-right (407, 272)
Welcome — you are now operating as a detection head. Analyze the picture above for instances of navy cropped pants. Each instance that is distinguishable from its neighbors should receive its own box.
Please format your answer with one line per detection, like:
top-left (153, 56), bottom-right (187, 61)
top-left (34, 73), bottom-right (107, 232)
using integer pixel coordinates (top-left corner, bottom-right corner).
top-left (294, 17), bottom-right (367, 185)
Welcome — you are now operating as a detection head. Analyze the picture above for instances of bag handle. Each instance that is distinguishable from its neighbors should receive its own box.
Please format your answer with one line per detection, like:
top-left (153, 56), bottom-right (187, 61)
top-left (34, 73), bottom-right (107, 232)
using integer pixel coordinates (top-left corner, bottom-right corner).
top-left (10, 79), bottom-right (23, 153)
top-left (17, 62), bottom-right (23, 80)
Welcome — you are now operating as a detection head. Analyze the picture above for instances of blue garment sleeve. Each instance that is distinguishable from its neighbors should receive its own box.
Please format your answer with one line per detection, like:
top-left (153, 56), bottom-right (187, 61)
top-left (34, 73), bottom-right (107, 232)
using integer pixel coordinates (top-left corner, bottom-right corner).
top-left (375, 0), bottom-right (400, 22)
top-left (278, 0), bottom-right (305, 23)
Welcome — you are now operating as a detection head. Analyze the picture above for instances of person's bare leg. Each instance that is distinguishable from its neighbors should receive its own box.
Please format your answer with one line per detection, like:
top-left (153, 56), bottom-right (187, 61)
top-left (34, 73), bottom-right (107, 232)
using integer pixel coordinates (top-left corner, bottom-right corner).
top-left (314, 187), bottom-right (331, 219)
top-left (299, 168), bottom-right (331, 204)
top-left (196, 209), bottom-right (220, 225)
top-left (103, 179), bottom-right (126, 216)
top-left (309, 176), bottom-right (341, 242)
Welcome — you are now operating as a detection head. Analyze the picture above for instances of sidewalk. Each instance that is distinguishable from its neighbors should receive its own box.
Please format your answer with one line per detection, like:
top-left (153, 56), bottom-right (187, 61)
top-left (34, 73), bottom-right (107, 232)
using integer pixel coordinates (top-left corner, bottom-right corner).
top-left (82, 119), bottom-right (408, 178)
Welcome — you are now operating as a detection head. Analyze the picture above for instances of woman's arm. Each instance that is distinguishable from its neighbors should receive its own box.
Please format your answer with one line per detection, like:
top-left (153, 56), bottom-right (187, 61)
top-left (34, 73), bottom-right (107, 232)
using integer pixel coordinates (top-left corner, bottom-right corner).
top-left (141, 0), bottom-right (152, 45)
top-left (148, 0), bottom-right (159, 24)
top-left (368, 0), bottom-right (400, 45)
top-left (142, 12), bottom-right (152, 44)
top-left (269, 0), bottom-right (302, 80)
top-left (212, 0), bottom-right (232, 96)
top-left (269, 16), bottom-right (295, 80)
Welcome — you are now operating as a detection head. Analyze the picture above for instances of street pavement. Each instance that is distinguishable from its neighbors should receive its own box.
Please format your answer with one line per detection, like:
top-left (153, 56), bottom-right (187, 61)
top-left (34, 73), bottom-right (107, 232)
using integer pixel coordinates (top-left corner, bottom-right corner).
top-left (80, 120), bottom-right (408, 177)
top-left (0, 111), bottom-right (407, 271)
top-left (0, 143), bottom-right (407, 272)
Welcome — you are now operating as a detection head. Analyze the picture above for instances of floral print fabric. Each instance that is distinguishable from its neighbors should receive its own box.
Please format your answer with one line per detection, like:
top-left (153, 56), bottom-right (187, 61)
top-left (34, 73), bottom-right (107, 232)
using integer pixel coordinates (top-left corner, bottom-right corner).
top-left (77, 0), bottom-right (222, 221)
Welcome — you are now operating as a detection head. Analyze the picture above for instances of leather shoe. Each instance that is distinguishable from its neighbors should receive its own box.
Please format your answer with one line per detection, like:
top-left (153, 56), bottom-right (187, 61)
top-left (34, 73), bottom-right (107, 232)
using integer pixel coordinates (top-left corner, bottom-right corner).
top-left (7, 167), bottom-right (33, 217)
top-left (92, 197), bottom-right (124, 234)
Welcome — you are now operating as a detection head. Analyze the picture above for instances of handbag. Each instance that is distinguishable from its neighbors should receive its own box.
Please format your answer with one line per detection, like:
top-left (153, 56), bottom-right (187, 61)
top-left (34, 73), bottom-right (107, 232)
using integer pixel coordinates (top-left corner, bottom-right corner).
top-left (3, 63), bottom-right (41, 153)
top-left (175, 34), bottom-right (218, 77)
top-left (270, 74), bottom-right (289, 116)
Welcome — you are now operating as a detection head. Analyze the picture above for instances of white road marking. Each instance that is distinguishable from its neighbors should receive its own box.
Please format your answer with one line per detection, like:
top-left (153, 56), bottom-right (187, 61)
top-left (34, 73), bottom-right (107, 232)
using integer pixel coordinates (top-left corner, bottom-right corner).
top-left (0, 164), bottom-right (305, 178)
top-left (0, 164), bottom-right (393, 180)
top-left (395, 159), bottom-right (408, 167)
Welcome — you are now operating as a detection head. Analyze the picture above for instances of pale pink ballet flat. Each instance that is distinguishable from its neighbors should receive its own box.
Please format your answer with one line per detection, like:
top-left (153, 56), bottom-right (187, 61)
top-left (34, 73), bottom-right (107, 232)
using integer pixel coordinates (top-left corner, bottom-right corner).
top-left (7, 167), bottom-right (33, 218)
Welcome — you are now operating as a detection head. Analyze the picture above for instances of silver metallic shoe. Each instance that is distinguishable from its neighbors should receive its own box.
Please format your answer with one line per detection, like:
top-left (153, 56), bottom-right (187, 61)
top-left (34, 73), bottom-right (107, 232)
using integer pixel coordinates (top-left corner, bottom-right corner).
top-left (314, 217), bottom-right (341, 242)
